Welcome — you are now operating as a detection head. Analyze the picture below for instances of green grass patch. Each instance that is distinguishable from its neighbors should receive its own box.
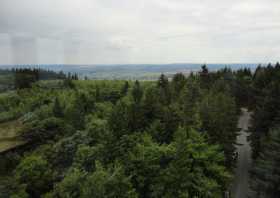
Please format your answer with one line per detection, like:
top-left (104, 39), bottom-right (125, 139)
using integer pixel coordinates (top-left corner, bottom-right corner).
top-left (0, 120), bottom-right (25, 153)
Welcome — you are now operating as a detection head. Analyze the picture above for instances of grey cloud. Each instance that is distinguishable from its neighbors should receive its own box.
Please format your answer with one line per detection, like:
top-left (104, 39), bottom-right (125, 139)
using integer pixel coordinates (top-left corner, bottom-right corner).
top-left (0, 0), bottom-right (279, 64)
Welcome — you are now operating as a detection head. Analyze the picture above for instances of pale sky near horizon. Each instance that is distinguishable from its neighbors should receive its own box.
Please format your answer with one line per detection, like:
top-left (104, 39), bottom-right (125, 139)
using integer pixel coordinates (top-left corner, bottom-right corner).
top-left (0, 0), bottom-right (280, 64)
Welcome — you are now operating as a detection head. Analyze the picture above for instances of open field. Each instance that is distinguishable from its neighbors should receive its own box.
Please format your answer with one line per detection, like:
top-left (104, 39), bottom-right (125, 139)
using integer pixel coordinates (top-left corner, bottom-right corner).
top-left (0, 120), bottom-right (25, 153)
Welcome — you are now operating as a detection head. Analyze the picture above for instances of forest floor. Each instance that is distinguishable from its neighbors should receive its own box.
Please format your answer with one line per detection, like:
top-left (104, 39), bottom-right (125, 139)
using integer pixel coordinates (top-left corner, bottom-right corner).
top-left (231, 108), bottom-right (252, 198)
top-left (0, 120), bottom-right (25, 153)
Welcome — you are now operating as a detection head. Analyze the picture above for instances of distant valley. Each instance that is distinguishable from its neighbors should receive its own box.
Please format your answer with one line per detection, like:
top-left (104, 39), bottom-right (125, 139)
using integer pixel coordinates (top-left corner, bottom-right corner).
top-left (0, 63), bottom-right (258, 80)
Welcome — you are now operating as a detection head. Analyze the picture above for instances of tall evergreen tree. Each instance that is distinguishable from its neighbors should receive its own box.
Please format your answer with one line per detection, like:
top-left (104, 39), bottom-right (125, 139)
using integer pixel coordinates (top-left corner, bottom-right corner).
top-left (157, 74), bottom-right (171, 105)
top-left (121, 81), bottom-right (130, 96)
top-left (249, 128), bottom-right (280, 198)
top-left (250, 63), bottom-right (280, 158)
top-left (53, 97), bottom-right (64, 118)
top-left (200, 91), bottom-right (238, 168)
top-left (171, 73), bottom-right (186, 99)
top-left (179, 80), bottom-right (201, 129)
top-left (199, 65), bottom-right (210, 89)
top-left (132, 80), bottom-right (143, 104)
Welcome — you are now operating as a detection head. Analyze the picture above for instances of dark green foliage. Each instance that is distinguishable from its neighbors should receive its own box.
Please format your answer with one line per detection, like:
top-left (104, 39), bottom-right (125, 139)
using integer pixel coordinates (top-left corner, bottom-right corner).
top-left (37, 69), bottom-right (66, 80)
top-left (132, 80), bottom-right (143, 104)
top-left (13, 155), bottom-right (53, 197)
top-left (121, 81), bottom-right (130, 96)
top-left (53, 97), bottom-right (64, 118)
top-left (12, 68), bottom-right (66, 90)
top-left (249, 128), bottom-right (280, 198)
top-left (14, 68), bottom-right (39, 89)
top-left (243, 63), bottom-right (280, 197)
top-left (157, 74), bottom-right (171, 105)
top-left (51, 131), bottom-right (93, 170)
top-left (179, 79), bottom-right (201, 129)
top-left (0, 69), bottom-right (15, 92)
top-left (171, 73), bottom-right (186, 99)
top-left (63, 78), bottom-right (75, 89)
top-left (200, 91), bottom-right (238, 168)
top-left (249, 63), bottom-right (280, 158)
top-left (142, 86), bottom-right (161, 123)
top-left (0, 152), bottom-right (21, 175)
top-left (154, 105), bottom-right (181, 143)
top-left (109, 99), bottom-right (145, 136)
top-left (199, 65), bottom-right (211, 89)
top-left (73, 145), bottom-right (97, 172)
top-left (103, 90), bottom-right (121, 104)
top-left (233, 68), bottom-right (253, 107)
top-left (21, 117), bottom-right (71, 143)
top-left (108, 99), bottom-right (131, 137)
top-left (66, 91), bottom-right (95, 129)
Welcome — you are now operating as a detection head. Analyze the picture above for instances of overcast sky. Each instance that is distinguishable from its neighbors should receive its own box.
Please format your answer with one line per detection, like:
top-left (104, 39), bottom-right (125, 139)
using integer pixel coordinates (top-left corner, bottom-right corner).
top-left (0, 0), bottom-right (279, 64)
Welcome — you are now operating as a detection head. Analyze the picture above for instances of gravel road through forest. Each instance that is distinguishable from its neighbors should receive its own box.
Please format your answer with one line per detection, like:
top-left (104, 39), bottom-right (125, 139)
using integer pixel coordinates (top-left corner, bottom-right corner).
top-left (231, 108), bottom-right (252, 198)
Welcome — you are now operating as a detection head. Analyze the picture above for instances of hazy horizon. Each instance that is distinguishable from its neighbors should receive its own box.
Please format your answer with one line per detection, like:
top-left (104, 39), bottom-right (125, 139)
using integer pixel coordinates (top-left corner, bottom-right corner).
top-left (0, 62), bottom-right (262, 67)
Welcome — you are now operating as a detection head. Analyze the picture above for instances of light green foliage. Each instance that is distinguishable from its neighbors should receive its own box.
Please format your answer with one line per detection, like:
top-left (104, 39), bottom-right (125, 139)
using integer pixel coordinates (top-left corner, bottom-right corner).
top-left (92, 102), bottom-right (113, 119)
top-left (108, 99), bottom-right (131, 137)
top-left (152, 128), bottom-right (230, 198)
top-left (53, 168), bottom-right (86, 198)
top-left (0, 93), bottom-right (21, 122)
top-left (81, 162), bottom-right (137, 198)
top-left (74, 145), bottom-right (96, 171)
top-left (52, 162), bottom-right (137, 198)
top-left (85, 117), bottom-right (109, 143)
top-left (124, 133), bottom-right (173, 196)
top-left (13, 155), bottom-right (53, 197)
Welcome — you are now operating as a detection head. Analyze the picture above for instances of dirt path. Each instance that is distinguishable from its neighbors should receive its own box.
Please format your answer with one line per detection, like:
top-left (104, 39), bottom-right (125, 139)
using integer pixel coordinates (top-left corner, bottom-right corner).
top-left (231, 108), bottom-right (252, 198)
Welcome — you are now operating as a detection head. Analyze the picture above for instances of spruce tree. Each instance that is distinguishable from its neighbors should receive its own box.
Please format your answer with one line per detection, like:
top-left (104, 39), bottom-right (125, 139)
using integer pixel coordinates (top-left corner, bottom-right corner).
top-left (157, 74), bottom-right (171, 105)
top-left (121, 81), bottom-right (129, 96)
top-left (131, 80), bottom-right (143, 104)
top-left (200, 91), bottom-right (238, 168)
top-left (53, 97), bottom-right (64, 118)
top-left (249, 128), bottom-right (280, 198)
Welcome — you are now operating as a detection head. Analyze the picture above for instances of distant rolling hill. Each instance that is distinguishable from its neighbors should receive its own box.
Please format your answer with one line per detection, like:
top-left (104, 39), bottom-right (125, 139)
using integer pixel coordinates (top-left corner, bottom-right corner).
top-left (0, 63), bottom-right (258, 80)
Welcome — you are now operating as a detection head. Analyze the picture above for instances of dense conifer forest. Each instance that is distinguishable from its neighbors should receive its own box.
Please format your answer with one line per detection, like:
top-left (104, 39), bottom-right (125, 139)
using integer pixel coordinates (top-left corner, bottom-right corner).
top-left (0, 63), bottom-right (279, 197)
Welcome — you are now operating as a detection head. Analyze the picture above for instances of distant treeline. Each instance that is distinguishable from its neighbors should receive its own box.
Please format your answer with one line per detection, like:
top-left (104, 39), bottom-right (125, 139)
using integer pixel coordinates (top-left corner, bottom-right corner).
top-left (0, 68), bottom-right (79, 90)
